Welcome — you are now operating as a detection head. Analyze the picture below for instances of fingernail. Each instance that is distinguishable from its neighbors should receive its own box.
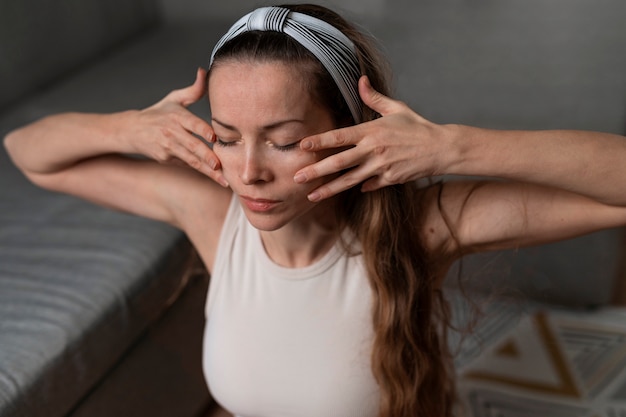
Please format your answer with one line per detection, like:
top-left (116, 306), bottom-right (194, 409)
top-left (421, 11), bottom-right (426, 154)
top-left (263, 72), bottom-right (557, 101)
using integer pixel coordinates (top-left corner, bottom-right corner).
top-left (208, 158), bottom-right (218, 170)
top-left (294, 172), bottom-right (307, 183)
top-left (307, 191), bottom-right (321, 202)
top-left (301, 140), bottom-right (313, 151)
top-left (219, 177), bottom-right (229, 187)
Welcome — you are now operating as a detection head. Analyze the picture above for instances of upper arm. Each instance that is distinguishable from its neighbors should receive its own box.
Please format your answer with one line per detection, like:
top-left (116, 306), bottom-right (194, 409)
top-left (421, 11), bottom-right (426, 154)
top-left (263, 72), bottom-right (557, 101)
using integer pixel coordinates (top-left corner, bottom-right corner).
top-left (26, 154), bottom-right (231, 231)
top-left (421, 180), bottom-right (626, 262)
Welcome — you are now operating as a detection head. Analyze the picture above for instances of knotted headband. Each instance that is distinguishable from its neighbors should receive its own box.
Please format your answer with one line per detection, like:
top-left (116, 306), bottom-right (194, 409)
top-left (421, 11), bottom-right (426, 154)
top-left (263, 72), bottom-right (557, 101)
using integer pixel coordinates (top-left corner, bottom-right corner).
top-left (209, 6), bottom-right (363, 124)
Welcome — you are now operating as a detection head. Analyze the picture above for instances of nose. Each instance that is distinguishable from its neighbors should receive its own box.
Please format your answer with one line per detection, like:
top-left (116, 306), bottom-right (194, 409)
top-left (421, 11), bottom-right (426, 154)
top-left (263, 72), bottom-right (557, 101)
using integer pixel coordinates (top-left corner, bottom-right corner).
top-left (240, 146), bottom-right (272, 185)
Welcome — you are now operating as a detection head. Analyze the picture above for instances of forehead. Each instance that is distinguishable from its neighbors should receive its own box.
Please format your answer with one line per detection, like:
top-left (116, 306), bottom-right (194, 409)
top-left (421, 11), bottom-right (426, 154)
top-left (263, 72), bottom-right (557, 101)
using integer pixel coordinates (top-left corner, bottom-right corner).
top-left (208, 61), bottom-right (313, 117)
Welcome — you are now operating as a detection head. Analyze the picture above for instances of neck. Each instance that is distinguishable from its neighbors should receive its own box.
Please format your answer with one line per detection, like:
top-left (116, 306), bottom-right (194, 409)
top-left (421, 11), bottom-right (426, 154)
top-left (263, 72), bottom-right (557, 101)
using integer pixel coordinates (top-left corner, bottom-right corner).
top-left (260, 199), bottom-right (340, 268)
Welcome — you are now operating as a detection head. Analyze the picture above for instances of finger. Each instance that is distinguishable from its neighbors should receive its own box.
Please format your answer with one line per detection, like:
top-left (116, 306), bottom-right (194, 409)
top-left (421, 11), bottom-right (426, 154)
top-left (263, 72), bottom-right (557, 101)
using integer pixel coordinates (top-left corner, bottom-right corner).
top-left (167, 157), bottom-right (228, 187)
top-left (176, 129), bottom-right (221, 170)
top-left (294, 146), bottom-right (364, 184)
top-left (165, 68), bottom-right (208, 107)
top-left (203, 167), bottom-right (229, 188)
top-left (306, 165), bottom-right (374, 202)
top-left (199, 146), bottom-right (222, 171)
top-left (299, 124), bottom-right (362, 153)
top-left (359, 75), bottom-right (405, 116)
top-left (178, 109), bottom-right (215, 143)
top-left (168, 139), bottom-right (208, 171)
top-left (180, 67), bottom-right (208, 106)
top-left (360, 176), bottom-right (385, 193)
top-left (169, 139), bottom-right (228, 187)
top-left (213, 172), bottom-right (229, 188)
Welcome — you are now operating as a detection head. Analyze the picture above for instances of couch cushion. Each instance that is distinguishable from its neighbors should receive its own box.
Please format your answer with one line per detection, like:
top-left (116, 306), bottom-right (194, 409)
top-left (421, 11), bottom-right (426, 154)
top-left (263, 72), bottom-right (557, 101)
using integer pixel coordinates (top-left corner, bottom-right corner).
top-left (0, 146), bottom-right (194, 417)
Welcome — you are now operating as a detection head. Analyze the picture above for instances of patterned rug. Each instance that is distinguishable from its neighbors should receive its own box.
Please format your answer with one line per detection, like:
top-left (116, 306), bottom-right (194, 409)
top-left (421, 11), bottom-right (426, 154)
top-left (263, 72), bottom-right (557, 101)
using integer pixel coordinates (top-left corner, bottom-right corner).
top-left (453, 298), bottom-right (626, 417)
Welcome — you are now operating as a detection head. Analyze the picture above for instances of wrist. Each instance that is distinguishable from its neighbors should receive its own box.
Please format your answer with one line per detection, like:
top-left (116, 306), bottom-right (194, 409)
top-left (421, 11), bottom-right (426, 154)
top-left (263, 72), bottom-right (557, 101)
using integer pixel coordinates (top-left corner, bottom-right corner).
top-left (437, 123), bottom-right (469, 176)
top-left (108, 110), bottom-right (142, 154)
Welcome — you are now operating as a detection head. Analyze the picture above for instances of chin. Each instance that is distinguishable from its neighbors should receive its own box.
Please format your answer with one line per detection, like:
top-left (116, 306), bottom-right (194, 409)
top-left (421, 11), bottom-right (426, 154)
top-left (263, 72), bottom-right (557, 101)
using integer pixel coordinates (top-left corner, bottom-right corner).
top-left (242, 210), bottom-right (291, 232)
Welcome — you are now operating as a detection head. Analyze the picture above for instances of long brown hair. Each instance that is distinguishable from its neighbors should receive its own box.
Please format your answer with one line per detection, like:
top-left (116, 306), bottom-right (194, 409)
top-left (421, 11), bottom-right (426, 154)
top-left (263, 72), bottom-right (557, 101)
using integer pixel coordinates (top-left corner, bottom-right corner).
top-left (209, 4), bottom-right (455, 416)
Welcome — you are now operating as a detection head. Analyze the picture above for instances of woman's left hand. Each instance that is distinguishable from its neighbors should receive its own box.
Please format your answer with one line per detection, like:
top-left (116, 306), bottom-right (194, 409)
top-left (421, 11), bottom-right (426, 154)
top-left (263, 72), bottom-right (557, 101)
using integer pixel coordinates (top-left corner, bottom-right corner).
top-left (294, 76), bottom-right (453, 202)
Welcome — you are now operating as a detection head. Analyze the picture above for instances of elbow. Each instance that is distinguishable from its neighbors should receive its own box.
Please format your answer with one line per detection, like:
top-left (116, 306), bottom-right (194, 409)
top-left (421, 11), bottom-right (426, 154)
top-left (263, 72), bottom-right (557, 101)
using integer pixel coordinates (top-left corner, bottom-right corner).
top-left (4, 129), bottom-right (17, 157)
top-left (4, 128), bottom-right (48, 188)
top-left (4, 128), bottom-right (24, 170)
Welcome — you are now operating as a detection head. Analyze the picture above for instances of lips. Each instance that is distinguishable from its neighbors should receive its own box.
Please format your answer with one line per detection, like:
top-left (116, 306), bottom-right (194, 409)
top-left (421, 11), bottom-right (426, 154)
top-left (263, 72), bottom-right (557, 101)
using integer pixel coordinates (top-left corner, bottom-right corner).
top-left (239, 195), bottom-right (281, 212)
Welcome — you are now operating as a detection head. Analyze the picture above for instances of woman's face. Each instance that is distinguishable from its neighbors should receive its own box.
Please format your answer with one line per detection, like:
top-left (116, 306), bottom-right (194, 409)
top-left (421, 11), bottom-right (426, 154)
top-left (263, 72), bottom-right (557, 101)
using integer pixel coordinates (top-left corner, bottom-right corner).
top-left (208, 60), bottom-right (338, 231)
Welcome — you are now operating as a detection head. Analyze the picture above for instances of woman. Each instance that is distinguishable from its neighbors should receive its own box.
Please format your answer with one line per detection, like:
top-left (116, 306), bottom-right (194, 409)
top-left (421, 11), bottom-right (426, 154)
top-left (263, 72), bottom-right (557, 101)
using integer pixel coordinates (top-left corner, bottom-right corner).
top-left (5, 4), bottom-right (626, 417)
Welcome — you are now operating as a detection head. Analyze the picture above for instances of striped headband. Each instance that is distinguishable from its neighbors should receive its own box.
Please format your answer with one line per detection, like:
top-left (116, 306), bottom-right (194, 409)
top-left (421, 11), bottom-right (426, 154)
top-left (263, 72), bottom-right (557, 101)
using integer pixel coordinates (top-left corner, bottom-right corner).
top-left (209, 6), bottom-right (363, 124)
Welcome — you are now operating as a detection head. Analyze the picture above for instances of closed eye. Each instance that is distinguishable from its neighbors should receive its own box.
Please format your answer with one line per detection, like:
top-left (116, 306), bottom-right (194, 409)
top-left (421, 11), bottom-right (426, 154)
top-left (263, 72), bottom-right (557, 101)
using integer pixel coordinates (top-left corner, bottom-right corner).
top-left (215, 137), bottom-right (238, 147)
top-left (269, 140), bottom-right (301, 152)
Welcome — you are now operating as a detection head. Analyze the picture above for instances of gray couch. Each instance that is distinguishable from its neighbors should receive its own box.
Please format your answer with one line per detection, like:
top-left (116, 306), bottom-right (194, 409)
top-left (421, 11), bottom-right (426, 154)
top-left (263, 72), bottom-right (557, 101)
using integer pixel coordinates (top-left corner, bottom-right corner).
top-left (0, 1), bottom-right (227, 416)
top-left (2, 1), bottom-right (626, 417)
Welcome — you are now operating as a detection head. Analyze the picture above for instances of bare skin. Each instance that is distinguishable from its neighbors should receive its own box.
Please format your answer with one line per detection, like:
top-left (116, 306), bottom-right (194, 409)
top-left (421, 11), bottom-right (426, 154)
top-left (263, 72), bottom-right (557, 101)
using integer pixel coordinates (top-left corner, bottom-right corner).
top-left (5, 65), bottom-right (626, 276)
top-left (295, 76), bottom-right (626, 259)
top-left (208, 61), bottom-right (343, 267)
top-left (4, 64), bottom-right (345, 271)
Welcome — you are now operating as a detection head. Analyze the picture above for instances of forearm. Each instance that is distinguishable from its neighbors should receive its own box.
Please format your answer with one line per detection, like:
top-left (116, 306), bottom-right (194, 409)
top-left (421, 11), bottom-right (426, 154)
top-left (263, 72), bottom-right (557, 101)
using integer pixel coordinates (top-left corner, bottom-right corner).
top-left (447, 125), bottom-right (626, 206)
top-left (4, 111), bottom-right (137, 175)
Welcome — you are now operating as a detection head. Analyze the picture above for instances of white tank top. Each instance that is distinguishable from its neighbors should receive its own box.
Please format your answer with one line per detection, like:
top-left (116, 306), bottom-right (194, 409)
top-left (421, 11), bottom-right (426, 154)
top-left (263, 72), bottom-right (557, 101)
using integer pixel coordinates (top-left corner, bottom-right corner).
top-left (203, 198), bottom-right (380, 417)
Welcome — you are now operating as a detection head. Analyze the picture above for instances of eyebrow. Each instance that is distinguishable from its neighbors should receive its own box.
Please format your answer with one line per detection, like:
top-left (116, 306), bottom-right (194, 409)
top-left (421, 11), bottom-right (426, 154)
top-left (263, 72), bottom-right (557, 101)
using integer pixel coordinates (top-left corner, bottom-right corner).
top-left (211, 117), bottom-right (305, 132)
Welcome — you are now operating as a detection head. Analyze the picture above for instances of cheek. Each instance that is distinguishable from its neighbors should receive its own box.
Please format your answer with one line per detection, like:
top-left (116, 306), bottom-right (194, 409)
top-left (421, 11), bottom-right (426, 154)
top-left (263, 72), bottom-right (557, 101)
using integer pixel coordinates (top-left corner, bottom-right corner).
top-left (275, 152), bottom-right (315, 172)
top-left (213, 148), bottom-right (238, 180)
top-left (277, 153), bottom-right (331, 191)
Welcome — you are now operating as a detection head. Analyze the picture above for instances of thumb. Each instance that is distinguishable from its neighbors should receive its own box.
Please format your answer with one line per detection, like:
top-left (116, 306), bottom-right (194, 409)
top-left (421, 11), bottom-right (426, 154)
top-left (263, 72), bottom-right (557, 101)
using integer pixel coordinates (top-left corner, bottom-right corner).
top-left (358, 75), bottom-right (402, 116)
top-left (166, 67), bottom-right (208, 107)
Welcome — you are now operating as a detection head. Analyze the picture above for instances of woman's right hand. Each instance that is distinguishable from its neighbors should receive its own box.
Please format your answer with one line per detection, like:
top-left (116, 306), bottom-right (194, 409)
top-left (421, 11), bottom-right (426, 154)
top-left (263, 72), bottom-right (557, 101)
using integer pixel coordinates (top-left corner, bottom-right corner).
top-left (125, 67), bottom-right (228, 187)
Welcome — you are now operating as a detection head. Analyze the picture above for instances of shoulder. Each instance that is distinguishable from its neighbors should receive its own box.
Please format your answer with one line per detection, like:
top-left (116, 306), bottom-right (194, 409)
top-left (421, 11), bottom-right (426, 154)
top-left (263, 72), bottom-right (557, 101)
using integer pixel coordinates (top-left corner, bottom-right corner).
top-left (167, 164), bottom-right (232, 236)
top-left (168, 167), bottom-right (233, 271)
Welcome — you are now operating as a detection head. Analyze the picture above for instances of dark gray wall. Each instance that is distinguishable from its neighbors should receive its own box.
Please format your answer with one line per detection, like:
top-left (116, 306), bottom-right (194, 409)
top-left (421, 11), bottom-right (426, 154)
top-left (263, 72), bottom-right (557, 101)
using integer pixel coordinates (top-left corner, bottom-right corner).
top-left (0, 0), bottom-right (160, 111)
